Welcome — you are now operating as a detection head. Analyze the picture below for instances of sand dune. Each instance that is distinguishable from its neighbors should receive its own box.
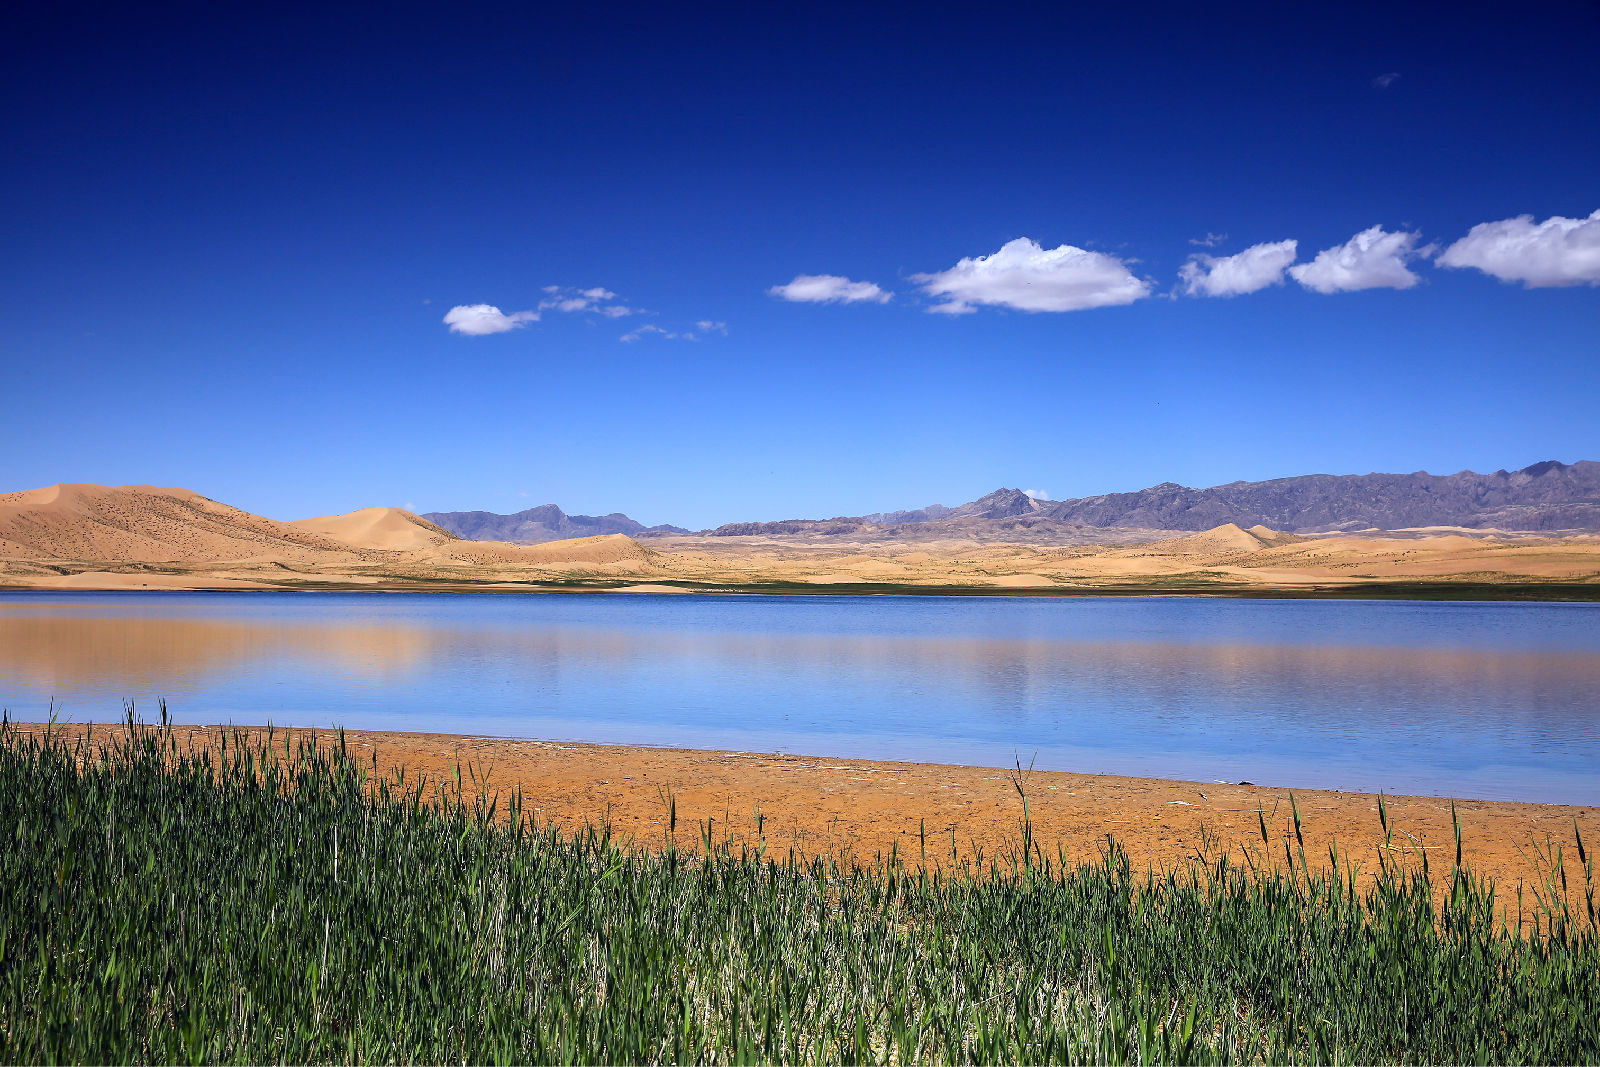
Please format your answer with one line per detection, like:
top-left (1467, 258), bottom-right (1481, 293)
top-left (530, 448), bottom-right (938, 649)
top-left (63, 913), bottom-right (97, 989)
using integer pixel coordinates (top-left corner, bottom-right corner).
top-left (1139, 522), bottom-right (1286, 556)
top-left (0, 484), bottom-right (350, 564)
top-left (1246, 525), bottom-right (1304, 547)
top-left (291, 507), bottom-right (456, 551)
top-left (512, 533), bottom-right (658, 566)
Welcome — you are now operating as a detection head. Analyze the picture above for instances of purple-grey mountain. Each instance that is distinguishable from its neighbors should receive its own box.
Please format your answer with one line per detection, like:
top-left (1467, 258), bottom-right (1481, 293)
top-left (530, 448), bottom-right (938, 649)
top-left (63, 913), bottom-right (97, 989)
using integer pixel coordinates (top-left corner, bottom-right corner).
top-left (1035, 460), bottom-right (1600, 532)
top-left (430, 461), bottom-right (1600, 542)
top-left (421, 504), bottom-right (686, 544)
top-left (704, 460), bottom-right (1600, 537)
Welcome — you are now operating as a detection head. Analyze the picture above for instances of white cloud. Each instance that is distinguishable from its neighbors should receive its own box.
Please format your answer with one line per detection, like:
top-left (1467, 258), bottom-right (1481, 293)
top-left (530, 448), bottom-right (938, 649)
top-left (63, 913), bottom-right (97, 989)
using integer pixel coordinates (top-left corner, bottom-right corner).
top-left (620, 324), bottom-right (686, 342)
top-left (621, 320), bottom-right (726, 342)
top-left (1373, 72), bottom-right (1400, 89)
top-left (1435, 209), bottom-right (1600, 288)
top-left (1288, 226), bottom-right (1425, 294)
top-left (444, 286), bottom-right (644, 335)
top-left (1022, 489), bottom-right (1050, 501)
top-left (1179, 239), bottom-right (1299, 297)
top-left (442, 304), bottom-right (539, 336)
top-left (768, 274), bottom-right (891, 304)
top-left (1189, 232), bottom-right (1228, 248)
top-left (911, 237), bottom-right (1151, 314)
top-left (539, 285), bottom-right (637, 317)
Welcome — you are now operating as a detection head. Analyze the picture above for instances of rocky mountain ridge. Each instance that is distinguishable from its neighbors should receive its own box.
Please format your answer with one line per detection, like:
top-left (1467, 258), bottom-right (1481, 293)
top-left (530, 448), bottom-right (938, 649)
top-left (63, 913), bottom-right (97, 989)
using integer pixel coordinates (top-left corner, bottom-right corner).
top-left (428, 461), bottom-right (1600, 542)
top-left (702, 461), bottom-right (1600, 537)
top-left (1034, 460), bottom-right (1600, 532)
top-left (422, 503), bottom-right (686, 544)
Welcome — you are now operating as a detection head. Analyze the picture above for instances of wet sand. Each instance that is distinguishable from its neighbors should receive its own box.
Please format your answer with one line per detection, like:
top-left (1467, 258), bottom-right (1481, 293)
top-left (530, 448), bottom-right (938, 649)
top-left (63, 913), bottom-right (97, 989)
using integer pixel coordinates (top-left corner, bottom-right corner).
top-left (19, 722), bottom-right (1595, 909)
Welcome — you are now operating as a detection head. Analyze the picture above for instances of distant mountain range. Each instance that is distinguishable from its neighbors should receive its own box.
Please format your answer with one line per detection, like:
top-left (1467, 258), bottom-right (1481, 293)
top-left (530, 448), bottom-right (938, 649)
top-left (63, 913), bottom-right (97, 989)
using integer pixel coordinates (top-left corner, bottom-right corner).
top-left (428, 460), bottom-right (1600, 542)
top-left (1021, 460), bottom-right (1600, 533)
top-left (422, 504), bottom-right (687, 544)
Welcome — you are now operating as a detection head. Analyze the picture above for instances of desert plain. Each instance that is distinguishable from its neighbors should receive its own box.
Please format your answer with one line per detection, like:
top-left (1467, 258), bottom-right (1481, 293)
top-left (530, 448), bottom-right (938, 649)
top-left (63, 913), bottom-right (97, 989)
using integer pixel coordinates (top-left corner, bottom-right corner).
top-left (2, 482), bottom-right (1598, 595)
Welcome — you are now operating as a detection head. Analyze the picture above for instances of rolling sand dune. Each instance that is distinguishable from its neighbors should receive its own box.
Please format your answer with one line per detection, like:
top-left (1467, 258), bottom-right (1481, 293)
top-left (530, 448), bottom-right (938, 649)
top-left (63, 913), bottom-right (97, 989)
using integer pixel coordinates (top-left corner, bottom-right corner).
top-left (1, 484), bottom-right (1597, 593)
top-left (512, 533), bottom-right (659, 566)
top-left (437, 532), bottom-right (659, 572)
top-left (1138, 522), bottom-right (1290, 555)
top-left (291, 507), bottom-right (456, 551)
top-left (0, 484), bottom-right (350, 564)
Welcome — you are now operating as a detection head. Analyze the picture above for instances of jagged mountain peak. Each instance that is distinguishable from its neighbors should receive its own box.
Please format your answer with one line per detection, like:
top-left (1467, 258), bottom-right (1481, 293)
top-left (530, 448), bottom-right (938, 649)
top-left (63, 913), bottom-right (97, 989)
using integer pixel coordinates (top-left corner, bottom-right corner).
top-left (955, 488), bottom-right (1043, 520)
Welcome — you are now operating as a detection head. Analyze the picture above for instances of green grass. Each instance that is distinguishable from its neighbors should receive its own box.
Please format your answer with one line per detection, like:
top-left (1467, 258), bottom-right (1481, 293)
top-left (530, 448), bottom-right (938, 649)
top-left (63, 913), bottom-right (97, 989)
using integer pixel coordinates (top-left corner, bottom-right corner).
top-left (2, 717), bottom-right (1596, 1064)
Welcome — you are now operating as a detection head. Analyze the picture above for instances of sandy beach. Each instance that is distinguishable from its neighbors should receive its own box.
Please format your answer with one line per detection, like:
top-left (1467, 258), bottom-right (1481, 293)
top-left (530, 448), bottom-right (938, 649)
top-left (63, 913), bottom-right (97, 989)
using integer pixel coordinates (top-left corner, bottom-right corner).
top-left (17, 722), bottom-right (1594, 907)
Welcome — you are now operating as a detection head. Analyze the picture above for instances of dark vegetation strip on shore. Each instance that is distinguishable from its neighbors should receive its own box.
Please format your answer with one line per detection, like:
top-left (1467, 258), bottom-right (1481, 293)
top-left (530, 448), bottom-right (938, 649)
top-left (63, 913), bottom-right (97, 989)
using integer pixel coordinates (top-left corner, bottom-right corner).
top-left (644, 579), bottom-right (1600, 601)
top-left (28, 577), bottom-right (1593, 600)
top-left (3, 716), bottom-right (1597, 1064)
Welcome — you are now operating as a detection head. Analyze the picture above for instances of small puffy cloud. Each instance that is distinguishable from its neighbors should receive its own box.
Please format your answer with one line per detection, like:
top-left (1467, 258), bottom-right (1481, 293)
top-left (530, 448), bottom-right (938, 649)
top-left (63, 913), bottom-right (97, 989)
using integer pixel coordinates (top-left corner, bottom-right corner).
top-left (1179, 239), bottom-right (1298, 297)
top-left (1373, 72), bottom-right (1401, 89)
top-left (1189, 232), bottom-right (1228, 248)
top-left (620, 324), bottom-right (682, 342)
top-left (443, 304), bottom-right (539, 336)
top-left (445, 287), bottom-right (642, 334)
top-left (623, 320), bottom-right (726, 342)
top-left (1022, 489), bottom-right (1050, 501)
top-left (768, 274), bottom-right (891, 304)
top-left (1435, 209), bottom-right (1600, 288)
top-left (1288, 226), bottom-right (1425, 294)
top-left (911, 237), bottom-right (1151, 314)
top-left (540, 285), bottom-right (636, 316)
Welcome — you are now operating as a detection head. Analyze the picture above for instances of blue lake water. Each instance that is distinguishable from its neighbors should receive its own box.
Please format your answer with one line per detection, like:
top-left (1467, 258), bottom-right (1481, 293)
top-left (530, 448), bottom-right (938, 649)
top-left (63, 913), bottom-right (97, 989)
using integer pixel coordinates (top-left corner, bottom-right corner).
top-left (1, 591), bottom-right (1596, 804)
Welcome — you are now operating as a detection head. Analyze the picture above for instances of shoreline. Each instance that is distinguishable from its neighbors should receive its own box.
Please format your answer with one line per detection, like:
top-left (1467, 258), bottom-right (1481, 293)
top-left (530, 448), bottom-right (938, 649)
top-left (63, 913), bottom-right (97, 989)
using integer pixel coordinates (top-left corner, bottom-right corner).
top-left (5, 578), bottom-right (1600, 600)
top-left (13, 722), bottom-right (1595, 898)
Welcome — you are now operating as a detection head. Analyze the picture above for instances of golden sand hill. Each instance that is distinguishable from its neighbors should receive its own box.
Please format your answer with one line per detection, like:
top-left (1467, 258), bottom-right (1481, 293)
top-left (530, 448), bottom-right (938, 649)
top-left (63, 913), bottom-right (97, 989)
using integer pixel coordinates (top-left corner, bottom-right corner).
top-left (439, 533), bottom-right (660, 573)
top-left (517, 533), bottom-right (657, 566)
top-left (0, 484), bottom-right (351, 564)
top-left (0, 484), bottom-right (667, 589)
top-left (1143, 522), bottom-right (1297, 556)
top-left (290, 507), bottom-right (457, 552)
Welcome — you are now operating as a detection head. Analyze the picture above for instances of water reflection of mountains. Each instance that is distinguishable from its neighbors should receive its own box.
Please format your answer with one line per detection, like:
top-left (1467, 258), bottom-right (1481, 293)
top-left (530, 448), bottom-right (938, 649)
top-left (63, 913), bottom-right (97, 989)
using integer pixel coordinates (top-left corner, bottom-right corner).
top-left (3, 611), bottom-right (1594, 737)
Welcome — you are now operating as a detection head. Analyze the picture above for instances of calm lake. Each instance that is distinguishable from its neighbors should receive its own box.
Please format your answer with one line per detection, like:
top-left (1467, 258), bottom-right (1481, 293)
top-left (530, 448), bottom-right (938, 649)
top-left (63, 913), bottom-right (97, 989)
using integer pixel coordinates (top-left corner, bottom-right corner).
top-left (1, 591), bottom-right (1596, 804)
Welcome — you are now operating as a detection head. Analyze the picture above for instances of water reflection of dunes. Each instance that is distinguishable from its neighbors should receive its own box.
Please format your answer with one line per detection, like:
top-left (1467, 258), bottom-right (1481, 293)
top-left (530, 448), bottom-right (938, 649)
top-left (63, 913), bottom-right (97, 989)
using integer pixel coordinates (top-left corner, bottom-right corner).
top-left (4, 615), bottom-right (1592, 735)
top-left (1, 594), bottom-right (1595, 803)
top-left (0, 616), bottom-right (435, 714)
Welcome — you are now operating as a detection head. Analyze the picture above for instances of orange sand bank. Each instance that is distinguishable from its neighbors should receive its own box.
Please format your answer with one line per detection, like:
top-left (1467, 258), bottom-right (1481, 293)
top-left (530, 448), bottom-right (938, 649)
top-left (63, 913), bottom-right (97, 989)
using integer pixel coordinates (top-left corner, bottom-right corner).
top-left (17, 723), bottom-right (1594, 910)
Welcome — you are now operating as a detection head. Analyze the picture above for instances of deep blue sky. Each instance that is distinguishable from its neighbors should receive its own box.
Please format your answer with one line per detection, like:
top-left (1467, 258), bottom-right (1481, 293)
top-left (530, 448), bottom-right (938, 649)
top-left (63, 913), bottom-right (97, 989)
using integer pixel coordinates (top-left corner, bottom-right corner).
top-left (3, 1), bottom-right (1597, 528)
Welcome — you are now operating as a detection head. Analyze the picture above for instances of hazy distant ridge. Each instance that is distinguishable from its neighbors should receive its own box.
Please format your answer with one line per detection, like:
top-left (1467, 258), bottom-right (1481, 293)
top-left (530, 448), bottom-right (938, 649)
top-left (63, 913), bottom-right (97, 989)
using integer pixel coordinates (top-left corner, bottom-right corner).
top-left (423, 504), bottom-right (687, 544)
top-left (426, 461), bottom-right (1600, 542)
top-left (1035, 460), bottom-right (1600, 532)
top-left (704, 461), bottom-right (1600, 537)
